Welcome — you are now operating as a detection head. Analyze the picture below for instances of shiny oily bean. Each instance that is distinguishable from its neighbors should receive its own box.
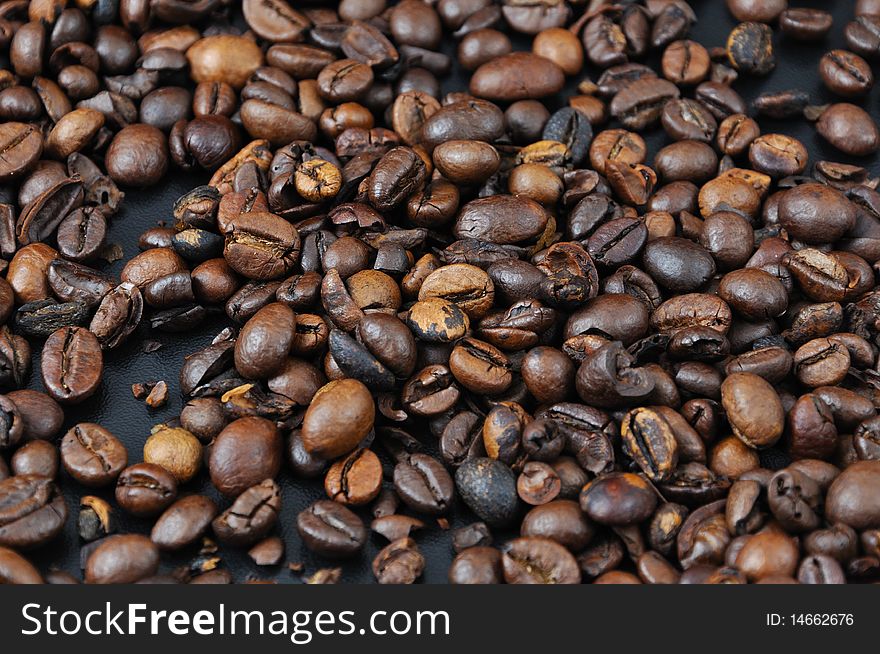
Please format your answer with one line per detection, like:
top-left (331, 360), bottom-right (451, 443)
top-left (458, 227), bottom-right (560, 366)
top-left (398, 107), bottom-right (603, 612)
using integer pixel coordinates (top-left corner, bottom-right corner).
top-left (297, 499), bottom-right (367, 558)
top-left (432, 140), bottom-right (499, 185)
top-left (393, 453), bottom-right (454, 515)
top-left (115, 462), bottom-right (178, 518)
top-left (819, 50), bottom-right (873, 98)
top-left (325, 448), bottom-right (383, 507)
top-left (60, 423), bottom-right (127, 488)
top-left (40, 327), bottom-right (102, 404)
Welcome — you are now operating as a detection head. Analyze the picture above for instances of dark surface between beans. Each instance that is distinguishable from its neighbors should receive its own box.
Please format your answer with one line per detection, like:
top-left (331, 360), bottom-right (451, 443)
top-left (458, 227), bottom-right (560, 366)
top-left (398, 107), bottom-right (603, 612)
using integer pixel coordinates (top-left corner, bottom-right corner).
top-left (2, 1), bottom-right (880, 585)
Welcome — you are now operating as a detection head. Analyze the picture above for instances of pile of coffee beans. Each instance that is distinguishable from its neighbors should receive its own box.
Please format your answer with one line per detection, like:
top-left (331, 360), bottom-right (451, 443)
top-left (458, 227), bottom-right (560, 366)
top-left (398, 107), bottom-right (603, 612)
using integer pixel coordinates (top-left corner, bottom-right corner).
top-left (3, 0), bottom-right (880, 585)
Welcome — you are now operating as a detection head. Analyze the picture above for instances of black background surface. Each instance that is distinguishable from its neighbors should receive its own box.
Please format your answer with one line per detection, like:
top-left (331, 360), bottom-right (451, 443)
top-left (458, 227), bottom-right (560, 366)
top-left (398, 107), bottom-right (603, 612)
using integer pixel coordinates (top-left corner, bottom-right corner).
top-left (12, 0), bottom-right (880, 584)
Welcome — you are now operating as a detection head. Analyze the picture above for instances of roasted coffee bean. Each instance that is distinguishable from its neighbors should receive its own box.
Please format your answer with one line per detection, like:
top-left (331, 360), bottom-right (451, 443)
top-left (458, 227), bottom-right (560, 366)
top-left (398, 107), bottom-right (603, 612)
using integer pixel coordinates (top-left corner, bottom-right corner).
top-left (749, 134), bottom-right (808, 178)
top-left (209, 417), bottom-right (281, 497)
top-left (780, 9), bottom-right (833, 41)
top-left (620, 408), bottom-right (679, 482)
top-left (502, 537), bottom-right (580, 584)
top-left (115, 463), bottom-right (178, 518)
top-left (721, 373), bottom-right (785, 449)
top-left (373, 537), bottom-right (425, 584)
top-left (85, 535), bottom-right (159, 584)
top-left (234, 303), bottom-right (296, 380)
top-left (816, 103), bottom-right (880, 156)
top-left (212, 479), bottom-right (281, 546)
top-left (60, 423), bottom-right (127, 488)
top-left (517, 462), bottom-right (562, 506)
top-left (662, 98), bottom-right (717, 143)
top-left (11, 440), bottom-right (58, 479)
top-left (736, 531), bottom-right (799, 581)
top-left (0, 546), bottom-right (42, 584)
top-left (394, 453), bottom-right (454, 515)
top-left (611, 78), bottom-right (681, 130)
top-left (727, 22), bottom-right (775, 76)
top-left (0, 475), bottom-right (67, 549)
top-left (105, 124), bottom-right (169, 187)
top-left (662, 39), bottom-right (710, 85)
top-left (717, 114), bottom-right (760, 156)
top-left (589, 129), bottom-right (647, 175)
top-left (40, 326), bottom-right (102, 404)
top-left (300, 379), bottom-right (374, 459)
top-left (470, 52), bottom-right (564, 101)
top-left (768, 468), bottom-right (822, 533)
top-left (456, 457), bottom-right (519, 527)
top-left (0, 123), bottom-right (43, 181)
top-left (580, 473), bottom-right (657, 526)
top-left (56, 206), bottom-right (107, 263)
top-left (726, 0), bottom-right (786, 23)
top-left (448, 546), bottom-right (502, 584)
top-left (433, 140), bottom-right (500, 185)
top-left (643, 237), bottom-right (716, 293)
top-left (325, 448), bottom-right (382, 507)
top-left (297, 499), bottom-right (367, 558)
top-left (823, 460), bottom-right (880, 530)
top-left (90, 283), bottom-right (143, 349)
top-left (223, 212), bottom-right (301, 280)
top-left (151, 495), bottom-right (217, 551)
top-left (820, 50), bottom-right (873, 98)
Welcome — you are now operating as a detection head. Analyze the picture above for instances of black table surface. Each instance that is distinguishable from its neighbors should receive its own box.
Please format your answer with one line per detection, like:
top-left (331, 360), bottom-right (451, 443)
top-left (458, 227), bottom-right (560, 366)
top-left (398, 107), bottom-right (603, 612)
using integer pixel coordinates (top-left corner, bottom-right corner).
top-left (15, 0), bottom-right (880, 584)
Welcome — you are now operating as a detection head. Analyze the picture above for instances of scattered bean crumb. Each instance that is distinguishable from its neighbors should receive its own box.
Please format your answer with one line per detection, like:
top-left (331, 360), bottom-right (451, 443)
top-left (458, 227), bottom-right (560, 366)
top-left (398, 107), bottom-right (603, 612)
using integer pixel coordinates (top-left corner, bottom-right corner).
top-left (305, 567), bottom-right (342, 584)
top-left (145, 380), bottom-right (169, 408)
top-left (142, 340), bottom-right (163, 353)
top-left (98, 242), bottom-right (124, 263)
top-left (131, 382), bottom-right (154, 399)
top-left (248, 536), bottom-right (284, 566)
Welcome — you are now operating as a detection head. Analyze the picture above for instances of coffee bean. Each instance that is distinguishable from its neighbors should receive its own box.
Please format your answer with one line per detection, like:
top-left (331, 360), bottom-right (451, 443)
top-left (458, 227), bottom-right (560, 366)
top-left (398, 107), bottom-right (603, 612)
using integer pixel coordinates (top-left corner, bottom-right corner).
top-left (502, 536), bottom-right (580, 584)
top-left (105, 124), bottom-right (169, 187)
top-left (621, 408), bottom-right (679, 482)
top-left (208, 417), bottom-right (281, 497)
top-left (448, 546), bottom-right (502, 584)
top-left (611, 77), bottom-right (681, 130)
top-left (373, 537), bottom-right (425, 584)
top-left (0, 475), bottom-right (67, 548)
top-left (40, 326), bottom-right (103, 404)
top-left (456, 457), bottom-right (519, 527)
top-left (143, 426), bottom-right (203, 484)
top-left (580, 472), bottom-right (656, 526)
top-left (727, 22), bottom-right (775, 76)
top-left (0, 546), bottom-right (42, 584)
top-left (721, 372), bottom-right (785, 448)
top-left (212, 479), bottom-right (281, 546)
top-left (325, 448), bottom-right (383, 506)
top-left (297, 499), bottom-right (367, 558)
top-left (223, 212), bottom-right (301, 280)
top-left (780, 9), bottom-right (833, 41)
top-left (815, 103), bottom-right (880, 156)
top-left (115, 463), bottom-right (178, 517)
top-left (643, 237), bottom-right (716, 292)
top-left (301, 379), bottom-right (374, 459)
top-left (470, 52), bottom-right (564, 101)
top-left (151, 495), bottom-right (218, 550)
top-left (387, 455), bottom-right (450, 516)
top-left (60, 423), bottom-right (127, 488)
top-left (0, 122), bottom-right (43, 181)
top-left (85, 535), bottom-right (159, 584)
top-left (820, 49), bottom-right (873, 98)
